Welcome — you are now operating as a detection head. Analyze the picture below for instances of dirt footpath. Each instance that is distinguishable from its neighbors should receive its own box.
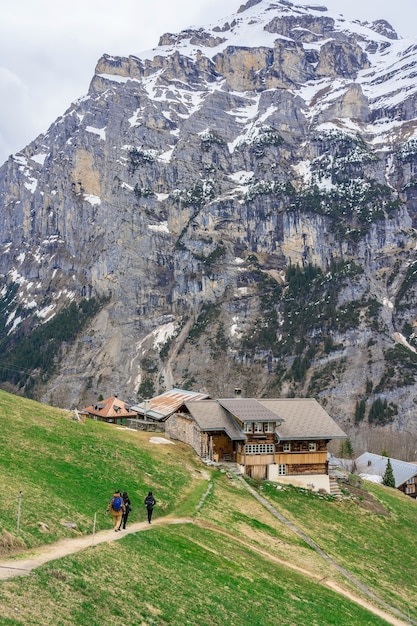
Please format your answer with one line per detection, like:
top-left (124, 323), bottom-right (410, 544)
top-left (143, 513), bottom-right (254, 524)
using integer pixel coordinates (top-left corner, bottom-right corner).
top-left (195, 519), bottom-right (410, 626)
top-left (0, 510), bottom-right (412, 626)
top-left (0, 517), bottom-right (193, 581)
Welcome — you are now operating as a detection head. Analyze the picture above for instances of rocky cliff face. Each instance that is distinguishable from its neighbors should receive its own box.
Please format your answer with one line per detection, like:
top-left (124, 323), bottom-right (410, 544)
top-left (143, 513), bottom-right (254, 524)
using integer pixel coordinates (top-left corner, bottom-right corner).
top-left (1, 0), bottom-right (417, 436)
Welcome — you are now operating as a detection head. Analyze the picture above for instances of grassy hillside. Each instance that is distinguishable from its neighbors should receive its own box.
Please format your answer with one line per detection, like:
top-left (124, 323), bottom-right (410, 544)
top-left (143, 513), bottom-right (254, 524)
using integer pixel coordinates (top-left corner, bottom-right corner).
top-left (0, 389), bottom-right (415, 625)
top-left (0, 390), bottom-right (205, 547)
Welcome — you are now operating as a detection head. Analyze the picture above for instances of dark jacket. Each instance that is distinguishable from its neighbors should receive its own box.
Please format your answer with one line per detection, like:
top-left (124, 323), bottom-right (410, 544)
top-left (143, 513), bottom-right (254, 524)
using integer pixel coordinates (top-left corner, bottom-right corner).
top-left (122, 492), bottom-right (131, 512)
top-left (144, 493), bottom-right (156, 509)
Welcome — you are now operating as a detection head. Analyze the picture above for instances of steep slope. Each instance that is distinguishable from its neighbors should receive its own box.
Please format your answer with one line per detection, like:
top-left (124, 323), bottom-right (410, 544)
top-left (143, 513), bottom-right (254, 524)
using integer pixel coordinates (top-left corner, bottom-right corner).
top-left (0, 388), bottom-right (416, 625)
top-left (1, 0), bottom-right (417, 436)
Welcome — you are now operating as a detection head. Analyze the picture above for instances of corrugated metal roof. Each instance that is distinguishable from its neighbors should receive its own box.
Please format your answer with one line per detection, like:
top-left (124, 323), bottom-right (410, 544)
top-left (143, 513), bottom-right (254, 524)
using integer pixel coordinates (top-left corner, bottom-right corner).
top-left (131, 388), bottom-right (209, 421)
top-left (184, 400), bottom-right (246, 440)
top-left (258, 398), bottom-right (347, 440)
top-left (355, 452), bottom-right (417, 487)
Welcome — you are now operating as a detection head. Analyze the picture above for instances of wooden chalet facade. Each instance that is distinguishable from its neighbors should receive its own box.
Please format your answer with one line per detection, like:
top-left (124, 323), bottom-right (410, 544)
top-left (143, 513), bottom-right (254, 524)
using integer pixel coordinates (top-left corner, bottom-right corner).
top-left (165, 397), bottom-right (347, 493)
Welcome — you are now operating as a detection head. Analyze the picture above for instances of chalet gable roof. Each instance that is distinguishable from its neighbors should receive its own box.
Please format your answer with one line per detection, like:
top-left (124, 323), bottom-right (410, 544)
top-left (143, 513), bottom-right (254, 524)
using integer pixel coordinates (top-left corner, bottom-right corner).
top-left (259, 398), bottom-right (347, 440)
top-left (184, 397), bottom-right (346, 441)
top-left (184, 400), bottom-right (246, 441)
top-left (218, 398), bottom-right (282, 424)
top-left (82, 396), bottom-right (136, 419)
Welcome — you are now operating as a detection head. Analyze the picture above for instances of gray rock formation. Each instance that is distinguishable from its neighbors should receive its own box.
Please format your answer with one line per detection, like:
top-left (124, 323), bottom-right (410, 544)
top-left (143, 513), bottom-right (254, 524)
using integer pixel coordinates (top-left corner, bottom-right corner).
top-left (1, 0), bottom-right (417, 438)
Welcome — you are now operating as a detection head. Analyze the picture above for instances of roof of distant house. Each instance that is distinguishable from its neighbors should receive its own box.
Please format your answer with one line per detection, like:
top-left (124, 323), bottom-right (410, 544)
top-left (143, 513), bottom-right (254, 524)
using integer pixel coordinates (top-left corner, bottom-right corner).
top-left (82, 396), bottom-right (137, 419)
top-left (355, 452), bottom-right (417, 488)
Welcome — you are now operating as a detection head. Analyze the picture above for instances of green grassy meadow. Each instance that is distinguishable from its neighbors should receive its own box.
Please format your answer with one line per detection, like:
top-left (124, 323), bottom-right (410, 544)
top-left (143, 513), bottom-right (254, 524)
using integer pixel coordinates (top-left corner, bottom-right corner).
top-left (0, 389), bottom-right (415, 625)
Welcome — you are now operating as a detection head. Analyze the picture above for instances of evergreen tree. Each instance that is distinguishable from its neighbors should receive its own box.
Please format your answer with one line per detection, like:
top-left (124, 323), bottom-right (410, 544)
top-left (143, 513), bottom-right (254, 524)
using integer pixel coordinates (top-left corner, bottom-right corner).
top-left (368, 398), bottom-right (396, 426)
top-left (354, 399), bottom-right (366, 424)
top-left (382, 458), bottom-right (395, 488)
top-left (339, 438), bottom-right (354, 458)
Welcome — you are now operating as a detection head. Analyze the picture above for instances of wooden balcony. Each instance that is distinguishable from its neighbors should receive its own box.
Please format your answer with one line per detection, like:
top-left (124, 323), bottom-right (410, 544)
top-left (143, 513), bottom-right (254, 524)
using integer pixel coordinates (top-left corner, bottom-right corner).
top-left (236, 451), bottom-right (328, 466)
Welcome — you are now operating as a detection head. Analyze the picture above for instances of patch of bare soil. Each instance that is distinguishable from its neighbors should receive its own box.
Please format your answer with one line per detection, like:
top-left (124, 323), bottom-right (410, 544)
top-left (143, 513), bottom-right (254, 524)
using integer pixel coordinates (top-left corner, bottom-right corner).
top-left (340, 483), bottom-right (390, 516)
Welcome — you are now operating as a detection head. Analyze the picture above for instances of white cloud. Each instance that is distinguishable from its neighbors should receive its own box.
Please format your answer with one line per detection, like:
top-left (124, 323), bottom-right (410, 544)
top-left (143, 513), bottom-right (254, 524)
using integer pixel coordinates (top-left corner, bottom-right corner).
top-left (310, 0), bottom-right (415, 35)
top-left (0, 0), bottom-right (415, 163)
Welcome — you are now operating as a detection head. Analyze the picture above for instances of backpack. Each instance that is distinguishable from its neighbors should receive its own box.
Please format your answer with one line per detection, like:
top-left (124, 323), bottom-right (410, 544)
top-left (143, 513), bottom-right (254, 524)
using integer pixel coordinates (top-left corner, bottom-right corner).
top-left (112, 496), bottom-right (123, 511)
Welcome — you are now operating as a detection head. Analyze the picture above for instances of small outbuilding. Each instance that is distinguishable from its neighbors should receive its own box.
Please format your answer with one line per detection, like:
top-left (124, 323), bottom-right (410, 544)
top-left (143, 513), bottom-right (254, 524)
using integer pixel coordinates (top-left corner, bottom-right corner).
top-left (81, 396), bottom-right (138, 425)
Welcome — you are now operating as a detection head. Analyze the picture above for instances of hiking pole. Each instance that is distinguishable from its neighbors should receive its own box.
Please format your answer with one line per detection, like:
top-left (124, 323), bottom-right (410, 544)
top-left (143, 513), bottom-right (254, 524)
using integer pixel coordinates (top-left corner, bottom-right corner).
top-left (92, 508), bottom-right (106, 546)
top-left (16, 490), bottom-right (22, 535)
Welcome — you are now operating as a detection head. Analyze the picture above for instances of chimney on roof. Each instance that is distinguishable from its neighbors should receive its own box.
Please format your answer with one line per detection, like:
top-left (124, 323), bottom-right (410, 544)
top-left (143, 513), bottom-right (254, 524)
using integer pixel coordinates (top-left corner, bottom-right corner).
top-left (234, 388), bottom-right (242, 398)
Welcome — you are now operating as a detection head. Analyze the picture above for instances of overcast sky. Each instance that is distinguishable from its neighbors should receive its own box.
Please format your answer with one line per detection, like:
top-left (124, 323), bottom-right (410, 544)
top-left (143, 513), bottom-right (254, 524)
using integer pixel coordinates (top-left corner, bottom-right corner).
top-left (0, 0), bottom-right (415, 164)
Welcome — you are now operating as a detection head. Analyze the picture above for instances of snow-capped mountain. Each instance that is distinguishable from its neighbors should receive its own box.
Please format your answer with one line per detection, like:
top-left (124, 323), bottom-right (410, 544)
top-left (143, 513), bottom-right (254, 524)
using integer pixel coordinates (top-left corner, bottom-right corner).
top-left (1, 0), bottom-right (417, 439)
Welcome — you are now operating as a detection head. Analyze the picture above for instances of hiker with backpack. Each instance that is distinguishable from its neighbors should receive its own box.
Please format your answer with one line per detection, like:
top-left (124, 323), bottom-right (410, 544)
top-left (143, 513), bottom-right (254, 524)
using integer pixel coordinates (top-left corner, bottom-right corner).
top-left (144, 491), bottom-right (156, 524)
top-left (106, 490), bottom-right (125, 531)
top-left (118, 491), bottom-right (132, 531)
